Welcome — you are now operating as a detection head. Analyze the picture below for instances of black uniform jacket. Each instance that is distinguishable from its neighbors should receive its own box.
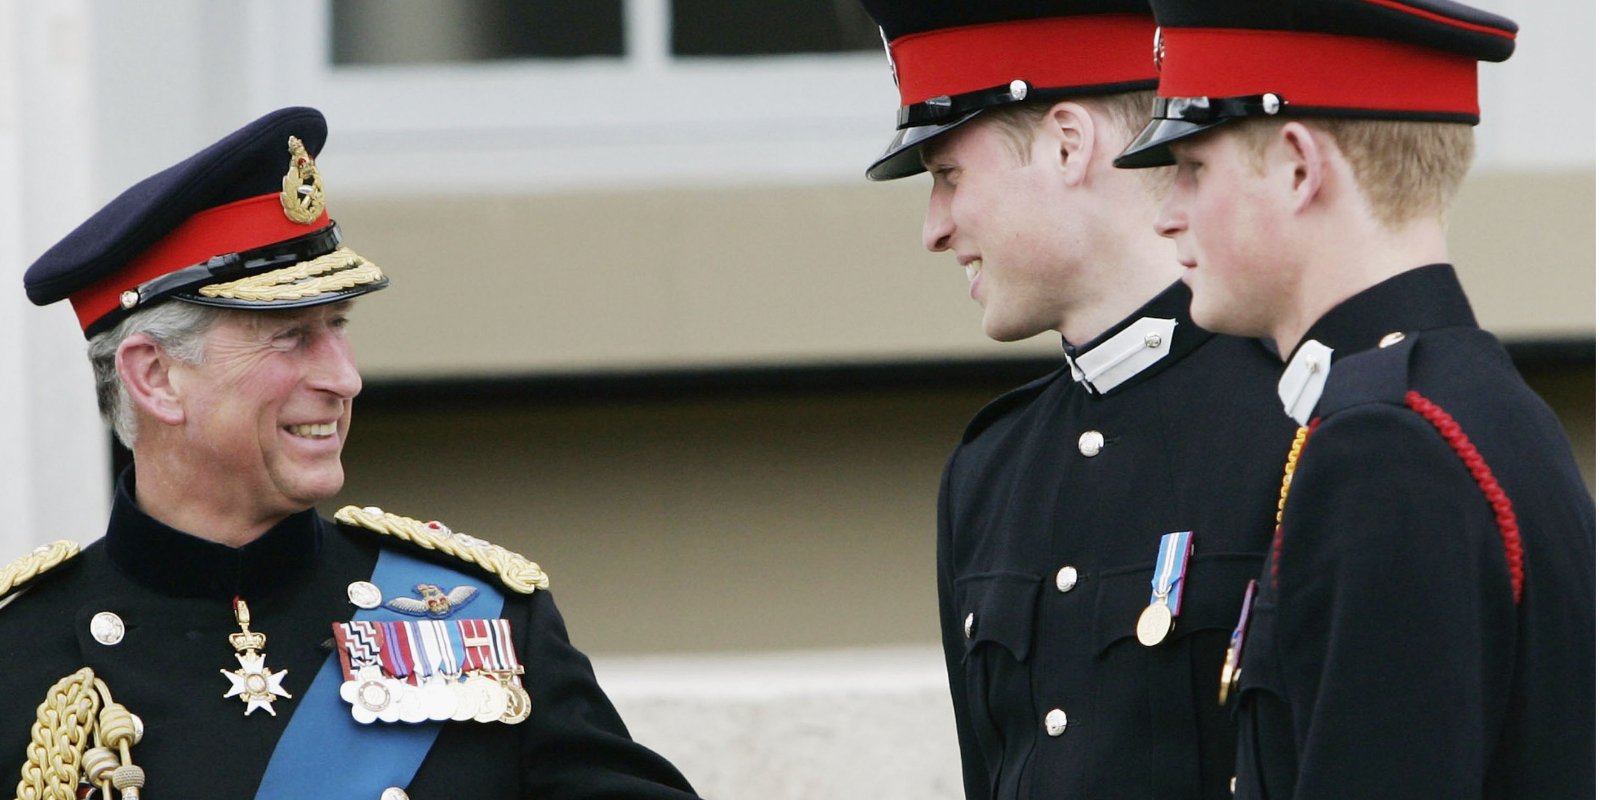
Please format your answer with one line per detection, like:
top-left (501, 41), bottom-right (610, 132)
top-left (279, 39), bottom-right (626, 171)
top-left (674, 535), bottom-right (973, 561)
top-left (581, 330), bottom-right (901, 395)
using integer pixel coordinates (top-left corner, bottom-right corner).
top-left (0, 469), bottom-right (698, 799)
top-left (938, 282), bottom-right (1298, 799)
top-left (1233, 265), bottom-right (1596, 799)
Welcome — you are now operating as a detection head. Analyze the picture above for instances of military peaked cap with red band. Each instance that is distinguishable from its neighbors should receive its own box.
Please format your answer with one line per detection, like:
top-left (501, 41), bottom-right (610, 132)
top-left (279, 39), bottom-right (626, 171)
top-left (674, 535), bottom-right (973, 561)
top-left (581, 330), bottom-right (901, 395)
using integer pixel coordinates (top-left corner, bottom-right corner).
top-left (24, 106), bottom-right (388, 338)
top-left (1114, 0), bottom-right (1517, 169)
top-left (859, 0), bottom-right (1158, 181)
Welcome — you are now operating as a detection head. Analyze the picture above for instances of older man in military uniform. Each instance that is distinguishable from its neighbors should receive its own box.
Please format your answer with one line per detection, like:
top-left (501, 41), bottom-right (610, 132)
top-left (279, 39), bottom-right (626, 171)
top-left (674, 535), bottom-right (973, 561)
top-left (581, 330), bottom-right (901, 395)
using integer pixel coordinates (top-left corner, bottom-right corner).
top-left (1117, 1), bottom-right (1595, 796)
top-left (0, 107), bottom-right (698, 799)
top-left (855, 2), bottom-right (1298, 797)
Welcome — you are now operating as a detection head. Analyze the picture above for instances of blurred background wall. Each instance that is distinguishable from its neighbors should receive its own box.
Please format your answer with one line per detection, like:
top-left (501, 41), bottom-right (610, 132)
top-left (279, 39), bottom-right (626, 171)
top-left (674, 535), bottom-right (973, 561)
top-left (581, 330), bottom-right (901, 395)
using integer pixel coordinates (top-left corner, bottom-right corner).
top-left (1, 1), bottom-right (1591, 797)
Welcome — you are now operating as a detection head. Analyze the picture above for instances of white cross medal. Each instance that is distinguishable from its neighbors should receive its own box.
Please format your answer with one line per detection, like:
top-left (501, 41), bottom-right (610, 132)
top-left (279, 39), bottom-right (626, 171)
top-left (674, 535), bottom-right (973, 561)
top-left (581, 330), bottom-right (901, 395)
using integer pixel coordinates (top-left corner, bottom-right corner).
top-left (221, 597), bottom-right (292, 715)
top-left (1136, 531), bottom-right (1193, 647)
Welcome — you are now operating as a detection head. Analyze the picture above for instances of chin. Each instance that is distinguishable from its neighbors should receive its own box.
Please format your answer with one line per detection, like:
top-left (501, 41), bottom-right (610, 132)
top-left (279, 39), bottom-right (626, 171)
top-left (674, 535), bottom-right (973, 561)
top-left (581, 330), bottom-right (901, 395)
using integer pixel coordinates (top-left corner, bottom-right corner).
top-left (1191, 300), bottom-right (1261, 339)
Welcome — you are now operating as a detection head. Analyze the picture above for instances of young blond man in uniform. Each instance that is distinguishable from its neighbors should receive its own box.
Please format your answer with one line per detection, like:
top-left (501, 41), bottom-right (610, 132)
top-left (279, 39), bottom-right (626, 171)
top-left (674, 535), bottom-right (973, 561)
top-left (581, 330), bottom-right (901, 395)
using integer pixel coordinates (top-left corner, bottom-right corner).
top-left (1117, 1), bottom-right (1595, 796)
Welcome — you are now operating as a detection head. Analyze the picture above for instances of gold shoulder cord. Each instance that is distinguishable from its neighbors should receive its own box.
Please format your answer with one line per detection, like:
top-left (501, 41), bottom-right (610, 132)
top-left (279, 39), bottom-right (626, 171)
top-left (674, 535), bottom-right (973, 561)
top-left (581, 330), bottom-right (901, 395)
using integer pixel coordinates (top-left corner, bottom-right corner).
top-left (334, 506), bottom-right (549, 594)
top-left (16, 668), bottom-right (143, 800)
top-left (0, 542), bottom-right (79, 602)
top-left (1277, 425), bottom-right (1311, 525)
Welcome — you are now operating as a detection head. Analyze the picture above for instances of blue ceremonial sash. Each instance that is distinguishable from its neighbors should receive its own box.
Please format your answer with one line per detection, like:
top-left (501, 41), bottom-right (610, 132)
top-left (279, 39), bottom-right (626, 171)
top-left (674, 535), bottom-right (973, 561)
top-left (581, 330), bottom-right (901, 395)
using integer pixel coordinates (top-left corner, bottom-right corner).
top-left (255, 548), bottom-right (505, 799)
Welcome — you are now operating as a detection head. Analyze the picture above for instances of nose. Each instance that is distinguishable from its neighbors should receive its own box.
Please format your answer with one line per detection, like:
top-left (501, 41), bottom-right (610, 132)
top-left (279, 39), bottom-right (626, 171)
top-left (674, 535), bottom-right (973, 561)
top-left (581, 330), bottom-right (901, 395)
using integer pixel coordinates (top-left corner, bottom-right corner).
top-left (1154, 191), bottom-right (1186, 240)
top-left (310, 331), bottom-right (363, 400)
top-left (922, 187), bottom-right (954, 253)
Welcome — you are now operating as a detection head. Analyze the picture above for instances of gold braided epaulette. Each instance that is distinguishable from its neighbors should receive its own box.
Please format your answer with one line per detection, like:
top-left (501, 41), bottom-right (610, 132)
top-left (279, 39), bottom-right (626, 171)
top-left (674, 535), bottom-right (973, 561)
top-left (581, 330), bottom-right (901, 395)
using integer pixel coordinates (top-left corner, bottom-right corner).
top-left (333, 506), bottom-right (549, 594)
top-left (0, 541), bottom-right (80, 606)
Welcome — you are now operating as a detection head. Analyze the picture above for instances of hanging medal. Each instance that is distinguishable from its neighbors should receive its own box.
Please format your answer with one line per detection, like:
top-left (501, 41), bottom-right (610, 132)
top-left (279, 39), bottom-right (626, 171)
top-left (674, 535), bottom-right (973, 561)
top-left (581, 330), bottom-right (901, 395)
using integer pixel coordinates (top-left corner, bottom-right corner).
top-left (1218, 579), bottom-right (1258, 705)
top-left (1136, 531), bottom-right (1193, 646)
top-left (487, 618), bottom-right (532, 724)
top-left (415, 619), bottom-right (462, 721)
top-left (221, 597), bottom-right (293, 716)
top-left (458, 618), bottom-right (509, 723)
top-left (336, 620), bottom-right (397, 723)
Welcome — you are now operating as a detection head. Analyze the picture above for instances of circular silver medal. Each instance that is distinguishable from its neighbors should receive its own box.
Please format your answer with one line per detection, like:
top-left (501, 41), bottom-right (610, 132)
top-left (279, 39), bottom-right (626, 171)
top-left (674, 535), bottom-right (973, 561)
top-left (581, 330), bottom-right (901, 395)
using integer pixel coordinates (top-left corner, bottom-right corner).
top-left (1136, 602), bottom-right (1174, 647)
top-left (473, 675), bottom-right (509, 723)
top-left (451, 677), bottom-right (483, 722)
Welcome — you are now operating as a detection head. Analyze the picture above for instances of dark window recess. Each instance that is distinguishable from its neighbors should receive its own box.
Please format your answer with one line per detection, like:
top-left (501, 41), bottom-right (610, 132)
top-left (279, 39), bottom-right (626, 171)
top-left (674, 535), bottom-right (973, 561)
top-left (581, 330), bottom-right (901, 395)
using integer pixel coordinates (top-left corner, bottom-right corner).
top-left (672, 0), bottom-right (880, 56)
top-left (330, 0), bottom-right (624, 65)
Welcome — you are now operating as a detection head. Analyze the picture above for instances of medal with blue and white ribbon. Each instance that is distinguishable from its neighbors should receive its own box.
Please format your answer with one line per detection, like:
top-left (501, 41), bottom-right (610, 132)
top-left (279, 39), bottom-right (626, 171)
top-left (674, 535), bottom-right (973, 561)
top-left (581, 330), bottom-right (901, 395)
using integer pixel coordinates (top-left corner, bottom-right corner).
top-left (1137, 531), bottom-right (1193, 646)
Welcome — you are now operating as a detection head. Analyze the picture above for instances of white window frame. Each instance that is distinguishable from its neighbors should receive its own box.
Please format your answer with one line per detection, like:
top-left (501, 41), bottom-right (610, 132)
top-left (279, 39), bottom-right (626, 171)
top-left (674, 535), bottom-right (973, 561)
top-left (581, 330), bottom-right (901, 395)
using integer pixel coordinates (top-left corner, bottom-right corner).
top-left (238, 0), bottom-right (899, 194)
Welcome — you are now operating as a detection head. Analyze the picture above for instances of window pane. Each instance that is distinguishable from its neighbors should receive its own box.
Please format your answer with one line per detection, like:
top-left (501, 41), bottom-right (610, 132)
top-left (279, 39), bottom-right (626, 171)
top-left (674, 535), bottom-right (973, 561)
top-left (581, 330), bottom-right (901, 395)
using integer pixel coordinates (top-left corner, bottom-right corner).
top-left (331, 0), bottom-right (624, 66)
top-left (672, 0), bottom-right (880, 56)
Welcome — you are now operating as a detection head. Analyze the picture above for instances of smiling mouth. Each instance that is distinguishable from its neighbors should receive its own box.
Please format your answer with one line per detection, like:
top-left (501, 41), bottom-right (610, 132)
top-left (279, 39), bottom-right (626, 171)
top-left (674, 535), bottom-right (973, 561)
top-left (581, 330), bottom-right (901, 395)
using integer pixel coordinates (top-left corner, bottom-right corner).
top-left (285, 423), bottom-right (337, 438)
top-left (963, 258), bottom-right (983, 283)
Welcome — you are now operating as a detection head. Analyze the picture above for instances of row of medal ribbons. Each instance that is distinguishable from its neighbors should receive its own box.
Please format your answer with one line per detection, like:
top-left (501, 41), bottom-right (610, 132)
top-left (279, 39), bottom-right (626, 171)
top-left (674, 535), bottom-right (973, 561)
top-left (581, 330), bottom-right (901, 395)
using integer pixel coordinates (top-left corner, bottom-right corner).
top-left (333, 618), bottom-right (530, 725)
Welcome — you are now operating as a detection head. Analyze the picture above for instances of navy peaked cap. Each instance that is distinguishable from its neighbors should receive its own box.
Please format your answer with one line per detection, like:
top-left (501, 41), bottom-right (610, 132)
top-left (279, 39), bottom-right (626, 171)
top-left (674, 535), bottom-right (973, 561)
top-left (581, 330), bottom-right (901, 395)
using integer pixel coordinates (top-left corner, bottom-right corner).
top-left (1116, 0), bottom-right (1517, 168)
top-left (859, 0), bottom-right (1157, 180)
top-left (25, 106), bottom-right (387, 337)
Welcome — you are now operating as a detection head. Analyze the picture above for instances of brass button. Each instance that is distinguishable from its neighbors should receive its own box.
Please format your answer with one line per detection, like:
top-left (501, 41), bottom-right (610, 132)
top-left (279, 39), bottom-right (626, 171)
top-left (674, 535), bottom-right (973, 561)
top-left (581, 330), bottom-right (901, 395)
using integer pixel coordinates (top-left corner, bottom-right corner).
top-left (1378, 331), bottom-right (1406, 348)
top-left (963, 612), bottom-right (975, 639)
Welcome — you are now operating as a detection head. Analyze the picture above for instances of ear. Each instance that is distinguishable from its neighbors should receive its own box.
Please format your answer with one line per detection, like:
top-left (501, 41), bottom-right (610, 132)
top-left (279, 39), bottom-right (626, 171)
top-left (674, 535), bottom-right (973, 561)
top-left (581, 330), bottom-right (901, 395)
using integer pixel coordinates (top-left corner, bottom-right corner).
top-left (1277, 121), bottom-right (1326, 213)
top-left (117, 333), bottom-right (186, 427)
top-left (1042, 101), bottom-right (1095, 186)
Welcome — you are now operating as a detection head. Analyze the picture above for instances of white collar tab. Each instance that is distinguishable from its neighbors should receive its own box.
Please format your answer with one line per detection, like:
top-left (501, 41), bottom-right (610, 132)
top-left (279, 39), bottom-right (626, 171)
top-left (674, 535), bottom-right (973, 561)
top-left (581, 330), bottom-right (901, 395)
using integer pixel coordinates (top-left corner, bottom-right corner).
top-left (1064, 317), bottom-right (1178, 395)
top-left (1278, 340), bottom-right (1334, 425)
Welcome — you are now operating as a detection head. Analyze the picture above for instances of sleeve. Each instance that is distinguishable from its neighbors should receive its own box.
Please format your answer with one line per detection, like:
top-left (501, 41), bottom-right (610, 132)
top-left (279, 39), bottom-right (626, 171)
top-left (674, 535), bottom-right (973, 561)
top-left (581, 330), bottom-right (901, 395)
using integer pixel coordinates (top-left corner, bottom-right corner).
top-left (1272, 405), bottom-right (1518, 799)
top-left (515, 587), bottom-right (700, 799)
top-left (937, 455), bottom-right (990, 800)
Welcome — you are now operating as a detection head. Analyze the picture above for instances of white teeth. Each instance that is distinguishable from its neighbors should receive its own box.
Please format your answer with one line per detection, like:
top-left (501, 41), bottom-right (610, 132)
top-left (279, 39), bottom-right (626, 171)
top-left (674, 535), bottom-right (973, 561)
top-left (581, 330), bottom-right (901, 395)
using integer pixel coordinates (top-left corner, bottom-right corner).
top-left (965, 259), bottom-right (982, 283)
top-left (288, 423), bottom-right (336, 438)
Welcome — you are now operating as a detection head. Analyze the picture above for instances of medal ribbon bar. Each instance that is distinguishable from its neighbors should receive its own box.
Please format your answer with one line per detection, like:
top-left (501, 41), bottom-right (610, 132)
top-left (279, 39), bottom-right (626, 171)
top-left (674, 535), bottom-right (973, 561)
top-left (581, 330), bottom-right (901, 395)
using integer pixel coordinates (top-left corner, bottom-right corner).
top-left (1149, 530), bottom-right (1193, 615)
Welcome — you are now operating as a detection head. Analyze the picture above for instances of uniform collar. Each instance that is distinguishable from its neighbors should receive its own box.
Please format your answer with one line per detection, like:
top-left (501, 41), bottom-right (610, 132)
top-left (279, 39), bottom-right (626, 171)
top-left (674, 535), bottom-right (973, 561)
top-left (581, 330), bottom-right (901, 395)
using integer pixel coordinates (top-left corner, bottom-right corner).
top-left (1278, 264), bottom-right (1477, 422)
top-left (1061, 281), bottom-right (1212, 396)
top-left (105, 467), bottom-right (325, 600)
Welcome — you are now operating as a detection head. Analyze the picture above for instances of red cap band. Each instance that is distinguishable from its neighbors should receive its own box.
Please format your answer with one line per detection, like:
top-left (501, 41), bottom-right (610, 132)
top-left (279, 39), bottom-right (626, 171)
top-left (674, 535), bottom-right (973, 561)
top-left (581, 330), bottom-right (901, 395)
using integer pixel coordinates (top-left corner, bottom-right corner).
top-left (1157, 27), bottom-right (1479, 117)
top-left (891, 14), bottom-right (1157, 107)
top-left (70, 193), bottom-right (331, 332)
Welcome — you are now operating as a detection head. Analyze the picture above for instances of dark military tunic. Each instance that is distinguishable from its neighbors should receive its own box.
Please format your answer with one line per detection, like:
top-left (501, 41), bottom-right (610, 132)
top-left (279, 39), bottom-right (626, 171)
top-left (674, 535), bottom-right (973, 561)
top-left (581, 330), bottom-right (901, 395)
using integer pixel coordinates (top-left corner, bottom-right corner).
top-left (0, 469), bottom-right (698, 799)
top-left (1233, 265), bottom-right (1596, 799)
top-left (938, 282), bottom-right (1297, 799)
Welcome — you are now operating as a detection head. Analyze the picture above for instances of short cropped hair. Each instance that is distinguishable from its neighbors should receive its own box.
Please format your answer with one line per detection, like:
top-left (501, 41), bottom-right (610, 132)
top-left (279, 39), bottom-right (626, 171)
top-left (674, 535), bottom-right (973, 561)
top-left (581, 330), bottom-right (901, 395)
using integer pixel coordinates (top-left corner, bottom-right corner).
top-left (1232, 116), bottom-right (1475, 228)
top-left (980, 90), bottom-right (1170, 194)
top-left (87, 301), bottom-right (223, 448)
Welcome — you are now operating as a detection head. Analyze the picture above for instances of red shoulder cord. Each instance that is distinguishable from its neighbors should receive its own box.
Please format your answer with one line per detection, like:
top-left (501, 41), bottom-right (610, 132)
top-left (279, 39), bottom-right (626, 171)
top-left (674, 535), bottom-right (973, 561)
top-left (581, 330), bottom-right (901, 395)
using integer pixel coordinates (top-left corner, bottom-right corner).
top-left (1271, 397), bottom-right (1525, 605)
top-left (1405, 390), bottom-right (1525, 604)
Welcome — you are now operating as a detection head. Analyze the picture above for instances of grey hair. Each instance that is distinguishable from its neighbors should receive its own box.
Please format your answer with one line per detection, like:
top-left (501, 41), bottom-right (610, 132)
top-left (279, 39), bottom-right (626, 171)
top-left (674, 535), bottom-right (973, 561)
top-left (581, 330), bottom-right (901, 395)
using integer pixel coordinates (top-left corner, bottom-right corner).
top-left (87, 301), bottom-right (225, 448)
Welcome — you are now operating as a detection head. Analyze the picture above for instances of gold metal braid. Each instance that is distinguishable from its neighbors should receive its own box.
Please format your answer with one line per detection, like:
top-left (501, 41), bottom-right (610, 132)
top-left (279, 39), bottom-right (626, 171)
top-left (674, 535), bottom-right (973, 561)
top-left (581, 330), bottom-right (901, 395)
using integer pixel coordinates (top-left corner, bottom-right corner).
top-left (16, 668), bottom-right (143, 800)
top-left (334, 506), bottom-right (549, 594)
top-left (195, 248), bottom-right (384, 302)
top-left (1276, 426), bottom-right (1310, 526)
top-left (0, 542), bottom-right (79, 600)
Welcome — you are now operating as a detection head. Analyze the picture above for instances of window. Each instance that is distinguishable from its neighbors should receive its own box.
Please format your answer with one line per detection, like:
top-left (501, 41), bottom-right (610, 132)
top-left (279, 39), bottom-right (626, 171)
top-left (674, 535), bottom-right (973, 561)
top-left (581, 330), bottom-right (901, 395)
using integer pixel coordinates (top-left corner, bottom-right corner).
top-left (330, 0), bottom-right (626, 64)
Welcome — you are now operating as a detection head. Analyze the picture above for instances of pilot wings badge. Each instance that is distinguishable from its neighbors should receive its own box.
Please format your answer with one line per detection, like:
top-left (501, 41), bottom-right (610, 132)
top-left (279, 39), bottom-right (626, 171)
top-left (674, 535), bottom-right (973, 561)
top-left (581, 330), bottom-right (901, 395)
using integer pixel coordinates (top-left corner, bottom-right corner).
top-left (385, 583), bottom-right (480, 619)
